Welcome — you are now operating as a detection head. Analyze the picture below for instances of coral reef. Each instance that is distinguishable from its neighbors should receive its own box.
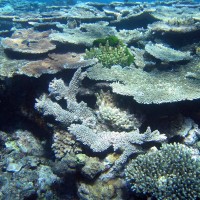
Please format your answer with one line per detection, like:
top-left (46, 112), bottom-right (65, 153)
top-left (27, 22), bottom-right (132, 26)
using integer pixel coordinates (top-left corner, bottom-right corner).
top-left (76, 154), bottom-right (105, 180)
top-left (35, 68), bottom-right (166, 178)
top-left (92, 35), bottom-right (121, 47)
top-left (77, 178), bottom-right (125, 200)
top-left (149, 5), bottom-right (200, 33)
top-left (66, 4), bottom-right (110, 21)
top-left (0, 130), bottom-right (61, 200)
top-left (19, 52), bottom-right (97, 78)
top-left (148, 20), bottom-right (200, 33)
top-left (1, 0), bottom-right (200, 199)
top-left (116, 29), bottom-right (150, 45)
top-left (50, 22), bottom-right (117, 47)
top-left (125, 143), bottom-right (200, 200)
top-left (52, 129), bottom-right (82, 159)
top-left (35, 68), bottom-right (97, 127)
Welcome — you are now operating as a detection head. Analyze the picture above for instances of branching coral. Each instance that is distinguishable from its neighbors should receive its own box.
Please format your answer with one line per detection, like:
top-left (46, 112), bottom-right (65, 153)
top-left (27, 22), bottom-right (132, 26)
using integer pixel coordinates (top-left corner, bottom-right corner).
top-left (84, 37), bottom-right (134, 68)
top-left (52, 130), bottom-right (82, 159)
top-left (125, 143), bottom-right (200, 200)
top-left (35, 67), bottom-right (166, 178)
top-left (69, 124), bottom-right (166, 179)
top-left (35, 68), bottom-right (97, 127)
top-left (96, 90), bottom-right (142, 131)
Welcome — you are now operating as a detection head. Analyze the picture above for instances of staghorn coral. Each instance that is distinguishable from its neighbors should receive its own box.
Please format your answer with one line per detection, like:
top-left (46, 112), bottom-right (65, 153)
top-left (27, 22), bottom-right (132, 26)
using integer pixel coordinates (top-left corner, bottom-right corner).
top-left (68, 124), bottom-right (166, 179)
top-left (35, 67), bottom-right (166, 178)
top-left (125, 143), bottom-right (200, 200)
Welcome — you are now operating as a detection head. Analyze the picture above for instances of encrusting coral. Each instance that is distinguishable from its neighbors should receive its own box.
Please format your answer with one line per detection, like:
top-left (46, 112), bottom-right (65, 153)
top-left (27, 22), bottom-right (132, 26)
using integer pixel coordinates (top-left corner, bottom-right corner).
top-left (125, 143), bottom-right (200, 200)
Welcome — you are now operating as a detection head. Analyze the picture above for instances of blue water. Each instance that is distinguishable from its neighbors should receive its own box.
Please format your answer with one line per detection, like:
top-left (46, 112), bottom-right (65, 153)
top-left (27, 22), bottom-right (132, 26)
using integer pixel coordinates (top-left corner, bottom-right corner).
top-left (30, 0), bottom-right (200, 2)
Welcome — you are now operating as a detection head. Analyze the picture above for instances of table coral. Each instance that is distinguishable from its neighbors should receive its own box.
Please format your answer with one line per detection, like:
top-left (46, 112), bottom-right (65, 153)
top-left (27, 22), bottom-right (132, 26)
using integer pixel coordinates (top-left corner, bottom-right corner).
top-left (1, 28), bottom-right (56, 55)
top-left (87, 64), bottom-right (200, 104)
top-left (145, 43), bottom-right (192, 62)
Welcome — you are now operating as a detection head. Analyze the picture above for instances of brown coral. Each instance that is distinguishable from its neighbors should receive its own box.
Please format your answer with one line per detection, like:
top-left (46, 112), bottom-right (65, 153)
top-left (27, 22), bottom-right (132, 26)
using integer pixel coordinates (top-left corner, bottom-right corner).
top-left (1, 28), bottom-right (56, 55)
top-left (52, 129), bottom-right (82, 159)
top-left (19, 52), bottom-right (97, 77)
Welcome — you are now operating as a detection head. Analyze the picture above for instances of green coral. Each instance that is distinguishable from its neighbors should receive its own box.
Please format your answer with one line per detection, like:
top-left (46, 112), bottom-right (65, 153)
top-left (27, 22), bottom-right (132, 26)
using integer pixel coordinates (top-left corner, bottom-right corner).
top-left (85, 36), bottom-right (134, 68)
top-left (125, 143), bottom-right (200, 200)
top-left (93, 35), bottom-right (121, 47)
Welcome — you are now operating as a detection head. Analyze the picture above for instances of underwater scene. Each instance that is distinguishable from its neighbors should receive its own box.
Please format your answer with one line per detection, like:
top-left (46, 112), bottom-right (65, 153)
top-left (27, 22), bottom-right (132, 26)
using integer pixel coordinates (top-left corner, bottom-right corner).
top-left (0, 0), bottom-right (200, 199)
